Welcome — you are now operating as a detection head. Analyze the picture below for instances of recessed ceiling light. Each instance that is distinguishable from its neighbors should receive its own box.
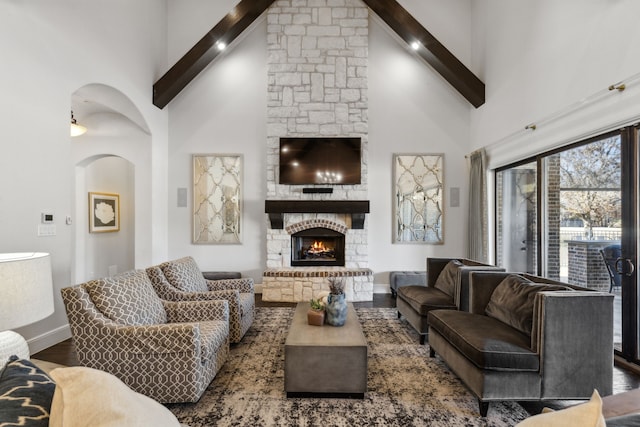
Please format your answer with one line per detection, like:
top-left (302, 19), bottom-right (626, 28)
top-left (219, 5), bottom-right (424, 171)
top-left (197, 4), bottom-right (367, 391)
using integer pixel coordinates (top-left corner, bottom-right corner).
top-left (411, 41), bottom-right (420, 50)
top-left (216, 41), bottom-right (226, 51)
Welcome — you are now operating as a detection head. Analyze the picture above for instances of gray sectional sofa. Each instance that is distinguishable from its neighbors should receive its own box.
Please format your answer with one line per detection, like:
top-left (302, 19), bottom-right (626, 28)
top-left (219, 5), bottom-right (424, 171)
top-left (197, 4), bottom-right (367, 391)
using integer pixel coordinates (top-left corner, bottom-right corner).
top-left (396, 258), bottom-right (504, 344)
top-left (428, 271), bottom-right (614, 416)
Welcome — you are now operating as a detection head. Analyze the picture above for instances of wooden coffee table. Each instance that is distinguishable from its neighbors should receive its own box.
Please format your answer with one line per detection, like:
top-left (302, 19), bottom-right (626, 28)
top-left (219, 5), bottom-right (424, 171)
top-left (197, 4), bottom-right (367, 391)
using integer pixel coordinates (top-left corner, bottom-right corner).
top-left (284, 302), bottom-right (368, 398)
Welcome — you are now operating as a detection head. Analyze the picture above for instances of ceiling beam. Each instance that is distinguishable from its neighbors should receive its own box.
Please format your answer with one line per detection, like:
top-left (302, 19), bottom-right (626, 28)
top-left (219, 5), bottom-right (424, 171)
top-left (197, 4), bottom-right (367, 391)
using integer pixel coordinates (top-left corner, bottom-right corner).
top-left (153, 0), bottom-right (276, 109)
top-left (154, 0), bottom-right (484, 109)
top-left (362, 0), bottom-right (485, 108)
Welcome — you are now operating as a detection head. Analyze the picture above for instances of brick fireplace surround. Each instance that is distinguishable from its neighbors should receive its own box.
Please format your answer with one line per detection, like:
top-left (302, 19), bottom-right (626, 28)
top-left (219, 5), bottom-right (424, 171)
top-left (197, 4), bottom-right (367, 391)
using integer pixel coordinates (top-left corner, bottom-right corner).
top-left (262, 0), bottom-right (373, 302)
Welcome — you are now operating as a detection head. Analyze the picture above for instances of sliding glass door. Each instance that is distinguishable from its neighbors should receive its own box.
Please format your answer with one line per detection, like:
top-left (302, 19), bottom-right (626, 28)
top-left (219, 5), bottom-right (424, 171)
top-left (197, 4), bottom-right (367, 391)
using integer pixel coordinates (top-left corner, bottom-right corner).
top-left (495, 126), bottom-right (639, 363)
top-left (496, 161), bottom-right (538, 275)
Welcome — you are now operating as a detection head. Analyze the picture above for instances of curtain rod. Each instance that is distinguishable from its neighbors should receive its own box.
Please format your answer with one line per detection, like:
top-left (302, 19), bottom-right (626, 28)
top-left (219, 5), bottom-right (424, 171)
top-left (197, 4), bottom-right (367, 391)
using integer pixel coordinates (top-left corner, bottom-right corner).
top-left (478, 70), bottom-right (640, 154)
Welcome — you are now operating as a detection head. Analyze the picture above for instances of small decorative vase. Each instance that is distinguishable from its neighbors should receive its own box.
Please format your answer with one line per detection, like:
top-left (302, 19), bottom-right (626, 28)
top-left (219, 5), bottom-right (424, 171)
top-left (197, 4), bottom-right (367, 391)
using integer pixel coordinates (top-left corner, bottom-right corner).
top-left (307, 309), bottom-right (325, 326)
top-left (325, 293), bottom-right (347, 326)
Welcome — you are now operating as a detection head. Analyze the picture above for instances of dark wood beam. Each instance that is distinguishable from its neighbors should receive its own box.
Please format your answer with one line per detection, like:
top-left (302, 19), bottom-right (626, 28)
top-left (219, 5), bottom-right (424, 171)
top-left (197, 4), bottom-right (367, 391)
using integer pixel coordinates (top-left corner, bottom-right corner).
top-left (153, 0), bottom-right (276, 109)
top-left (362, 0), bottom-right (485, 108)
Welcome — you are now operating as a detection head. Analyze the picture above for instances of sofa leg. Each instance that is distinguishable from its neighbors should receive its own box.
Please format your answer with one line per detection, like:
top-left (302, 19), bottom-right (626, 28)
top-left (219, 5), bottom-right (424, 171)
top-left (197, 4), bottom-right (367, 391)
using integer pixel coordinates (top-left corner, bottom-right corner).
top-left (419, 334), bottom-right (426, 345)
top-left (397, 311), bottom-right (401, 319)
top-left (478, 399), bottom-right (489, 417)
top-left (429, 347), bottom-right (435, 358)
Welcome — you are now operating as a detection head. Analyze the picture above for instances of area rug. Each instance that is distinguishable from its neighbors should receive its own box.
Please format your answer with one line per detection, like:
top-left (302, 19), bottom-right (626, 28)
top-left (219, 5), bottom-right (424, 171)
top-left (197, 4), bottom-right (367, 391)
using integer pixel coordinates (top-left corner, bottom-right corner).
top-left (167, 307), bottom-right (530, 426)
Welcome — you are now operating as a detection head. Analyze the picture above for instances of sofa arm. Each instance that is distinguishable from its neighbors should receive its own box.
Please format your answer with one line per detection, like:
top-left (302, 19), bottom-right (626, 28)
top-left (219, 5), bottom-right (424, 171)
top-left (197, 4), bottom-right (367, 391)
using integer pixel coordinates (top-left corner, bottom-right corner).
top-left (535, 291), bottom-right (614, 399)
top-left (456, 266), bottom-right (505, 311)
top-left (163, 299), bottom-right (229, 323)
top-left (467, 271), bottom-right (512, 314)
top-left (206, 277), bottom-right (254, 293)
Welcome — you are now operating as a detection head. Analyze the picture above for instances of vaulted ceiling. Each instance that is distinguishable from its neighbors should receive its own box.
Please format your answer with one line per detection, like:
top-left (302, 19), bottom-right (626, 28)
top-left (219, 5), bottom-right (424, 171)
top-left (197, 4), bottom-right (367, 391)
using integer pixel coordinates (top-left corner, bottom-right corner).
top-left (152, 0), bottom-right (484, 109)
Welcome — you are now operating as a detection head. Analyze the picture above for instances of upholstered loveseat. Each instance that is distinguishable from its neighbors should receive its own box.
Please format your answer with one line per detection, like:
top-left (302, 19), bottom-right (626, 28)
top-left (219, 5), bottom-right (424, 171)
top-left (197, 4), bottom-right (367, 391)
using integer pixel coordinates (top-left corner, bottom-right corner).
top-left (396, 257), bottom-right (504, 344)
top-left (428, 271), bottom-right (614, 416)
top-left (146, 256), bottom-right (255, 344)
top-left (61, 269), bottom-right (230, 403)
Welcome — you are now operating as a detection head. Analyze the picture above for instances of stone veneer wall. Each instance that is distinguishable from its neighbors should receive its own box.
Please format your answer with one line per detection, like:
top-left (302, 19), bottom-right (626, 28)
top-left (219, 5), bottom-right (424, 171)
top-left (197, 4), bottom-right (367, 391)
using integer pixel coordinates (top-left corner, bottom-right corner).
top-left (264, 0), bottom-right (372, 302)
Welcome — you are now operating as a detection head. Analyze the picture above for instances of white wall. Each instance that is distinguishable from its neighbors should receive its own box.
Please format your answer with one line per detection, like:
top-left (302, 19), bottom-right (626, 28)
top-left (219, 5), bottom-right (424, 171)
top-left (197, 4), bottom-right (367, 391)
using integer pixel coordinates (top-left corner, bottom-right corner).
top-left (470, 0), bottom-right (640, 167)
top-left (367, 17), bottom-right (471, 283)
top-left (166, 1), bottom-right (474, 286)
top-left (167, 18), bottom-right (269, 280)
top-left (0, 0), bottom-right (169, 353)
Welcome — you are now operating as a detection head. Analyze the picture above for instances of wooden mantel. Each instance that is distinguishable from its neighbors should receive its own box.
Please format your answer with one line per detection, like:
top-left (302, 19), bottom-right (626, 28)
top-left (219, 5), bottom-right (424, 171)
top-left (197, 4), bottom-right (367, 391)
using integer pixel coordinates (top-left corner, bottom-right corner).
top-left (264, 200), bottom-right (370, 229)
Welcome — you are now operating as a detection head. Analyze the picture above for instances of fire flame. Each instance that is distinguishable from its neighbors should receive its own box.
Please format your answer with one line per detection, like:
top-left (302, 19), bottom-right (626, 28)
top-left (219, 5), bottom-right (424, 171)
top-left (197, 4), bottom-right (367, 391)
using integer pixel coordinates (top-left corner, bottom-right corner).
top-left (311, 241), bottom-right (327, 251)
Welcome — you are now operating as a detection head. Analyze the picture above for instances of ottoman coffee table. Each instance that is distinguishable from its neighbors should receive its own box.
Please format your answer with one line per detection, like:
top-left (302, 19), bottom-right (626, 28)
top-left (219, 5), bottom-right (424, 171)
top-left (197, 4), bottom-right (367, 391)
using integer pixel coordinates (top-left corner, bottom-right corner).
top-left (284, 302), bottom-right (368, 398)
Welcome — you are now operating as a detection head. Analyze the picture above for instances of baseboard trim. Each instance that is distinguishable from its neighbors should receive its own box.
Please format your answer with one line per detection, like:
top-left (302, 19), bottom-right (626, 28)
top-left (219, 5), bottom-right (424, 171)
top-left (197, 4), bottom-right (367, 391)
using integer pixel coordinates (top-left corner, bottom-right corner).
top-left (27, 324), bottom-right (71, 355)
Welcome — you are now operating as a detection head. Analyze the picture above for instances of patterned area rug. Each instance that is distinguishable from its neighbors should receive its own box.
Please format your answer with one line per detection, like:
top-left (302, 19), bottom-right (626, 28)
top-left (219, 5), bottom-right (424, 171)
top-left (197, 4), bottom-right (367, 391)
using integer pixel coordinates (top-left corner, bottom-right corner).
top-left (167, 307), bottom-right (530, 426)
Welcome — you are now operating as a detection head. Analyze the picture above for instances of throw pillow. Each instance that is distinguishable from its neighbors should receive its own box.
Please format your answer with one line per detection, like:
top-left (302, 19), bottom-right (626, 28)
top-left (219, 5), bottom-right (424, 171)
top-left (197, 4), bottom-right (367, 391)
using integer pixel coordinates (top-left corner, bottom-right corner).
top-left (49, 366), bottom-right (181, 427)
top-left (0, 356), bottom-right (56, 427)
top-left (85, 269), bottom-right (167, 326)
top-left (485, 274), bottom-right (571, 336)
top-left (161, 256), bottom-right (209, 293)
top-left (516, 389), bottom-right (605, 426)
top-left (433, 260), bottom-right (463, 297)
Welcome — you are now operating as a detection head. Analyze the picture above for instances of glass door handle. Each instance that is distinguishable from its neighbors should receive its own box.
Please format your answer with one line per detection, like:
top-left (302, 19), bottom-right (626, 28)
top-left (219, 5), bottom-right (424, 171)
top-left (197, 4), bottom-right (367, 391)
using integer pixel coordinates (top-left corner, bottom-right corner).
top-left (615, 258), bottom-right (635, 276)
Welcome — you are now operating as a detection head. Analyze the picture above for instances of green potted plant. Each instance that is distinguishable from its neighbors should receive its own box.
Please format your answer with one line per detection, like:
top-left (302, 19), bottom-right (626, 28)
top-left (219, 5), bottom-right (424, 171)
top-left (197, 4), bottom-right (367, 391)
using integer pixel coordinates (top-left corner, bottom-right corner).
top-left (307, 298), bottom-right (325, 326)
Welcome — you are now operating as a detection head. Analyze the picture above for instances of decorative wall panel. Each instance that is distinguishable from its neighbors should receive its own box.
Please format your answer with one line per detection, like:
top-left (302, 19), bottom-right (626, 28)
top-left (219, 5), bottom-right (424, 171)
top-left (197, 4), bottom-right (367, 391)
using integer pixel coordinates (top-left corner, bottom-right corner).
top-left (193, 154), bottom-right (242, 244)
top-left (393, 154), bottom-right (444, 244)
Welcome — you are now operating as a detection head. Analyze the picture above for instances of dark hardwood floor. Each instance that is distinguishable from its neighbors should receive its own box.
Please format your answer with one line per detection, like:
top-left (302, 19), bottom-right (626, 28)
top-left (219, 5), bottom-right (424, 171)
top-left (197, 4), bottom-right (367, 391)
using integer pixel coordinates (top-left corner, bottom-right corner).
top-left (33, 293), bottom-right (640, 416)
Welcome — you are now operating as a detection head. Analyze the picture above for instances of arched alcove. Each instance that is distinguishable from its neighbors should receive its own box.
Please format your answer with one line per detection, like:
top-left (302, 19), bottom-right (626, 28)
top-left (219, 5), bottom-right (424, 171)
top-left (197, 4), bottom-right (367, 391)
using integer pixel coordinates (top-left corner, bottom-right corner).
top-left (71, 84), bottom-right (152, 283)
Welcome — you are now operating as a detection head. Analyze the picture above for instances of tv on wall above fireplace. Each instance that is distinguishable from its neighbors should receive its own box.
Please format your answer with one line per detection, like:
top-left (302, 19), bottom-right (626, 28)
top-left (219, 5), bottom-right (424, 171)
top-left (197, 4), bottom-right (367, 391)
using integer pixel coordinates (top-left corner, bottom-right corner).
top-left (279, 137), bottom-right (361, 185)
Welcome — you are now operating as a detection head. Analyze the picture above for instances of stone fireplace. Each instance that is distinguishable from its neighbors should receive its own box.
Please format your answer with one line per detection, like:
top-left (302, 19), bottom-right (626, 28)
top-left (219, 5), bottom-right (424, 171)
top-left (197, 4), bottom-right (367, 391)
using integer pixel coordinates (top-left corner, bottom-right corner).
top-left (262, 0), bottom-right (373, 302)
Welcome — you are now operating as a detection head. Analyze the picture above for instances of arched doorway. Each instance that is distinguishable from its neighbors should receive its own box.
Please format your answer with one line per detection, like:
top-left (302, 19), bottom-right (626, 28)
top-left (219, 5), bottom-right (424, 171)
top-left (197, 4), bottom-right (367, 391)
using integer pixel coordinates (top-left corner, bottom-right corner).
top-left (71, 84), bottom-right (151, 283)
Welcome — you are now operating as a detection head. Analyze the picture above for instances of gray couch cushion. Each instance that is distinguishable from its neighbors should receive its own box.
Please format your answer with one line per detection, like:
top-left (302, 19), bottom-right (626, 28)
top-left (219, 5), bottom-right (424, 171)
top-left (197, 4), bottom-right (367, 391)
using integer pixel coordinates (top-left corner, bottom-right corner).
top-left (485, 275), bottom-right (571, 336)
top-left (429, 310), bottom-right (539, 371)
top-left (433, 260), bottom-right (463, 297)
top-left (397, 286), bottom-right (457, 315)
top-left (85, 270), bottom-right (167, 326)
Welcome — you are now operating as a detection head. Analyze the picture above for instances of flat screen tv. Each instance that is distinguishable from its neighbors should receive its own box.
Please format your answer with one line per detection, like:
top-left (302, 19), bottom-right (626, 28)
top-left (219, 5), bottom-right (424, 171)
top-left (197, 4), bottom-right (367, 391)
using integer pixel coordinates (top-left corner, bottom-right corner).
top-left (279, 137), bottom-right (361, 185)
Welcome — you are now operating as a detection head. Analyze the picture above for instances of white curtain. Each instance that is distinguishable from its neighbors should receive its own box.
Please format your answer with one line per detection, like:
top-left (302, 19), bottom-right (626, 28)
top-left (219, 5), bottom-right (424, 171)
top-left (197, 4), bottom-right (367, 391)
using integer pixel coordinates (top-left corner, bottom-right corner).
top-left (467, 149), bottom-right (487, 262)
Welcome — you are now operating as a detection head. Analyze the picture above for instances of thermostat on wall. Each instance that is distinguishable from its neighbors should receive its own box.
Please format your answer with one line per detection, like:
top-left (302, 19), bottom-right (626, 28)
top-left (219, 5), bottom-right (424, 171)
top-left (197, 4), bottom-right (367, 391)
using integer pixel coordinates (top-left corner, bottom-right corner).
top-left (41, 212), bottom-right (54, 224)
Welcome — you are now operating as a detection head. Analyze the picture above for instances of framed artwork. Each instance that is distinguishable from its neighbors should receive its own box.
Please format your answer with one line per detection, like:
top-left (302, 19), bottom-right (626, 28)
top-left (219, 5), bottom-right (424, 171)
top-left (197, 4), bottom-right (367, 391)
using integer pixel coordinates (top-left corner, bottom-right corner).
top-left (89, 192), bottom-right (120, 233)
top-left (193, 154), bottom-right (242, 244)
top-left (393, 154), bottom-right (444, 244)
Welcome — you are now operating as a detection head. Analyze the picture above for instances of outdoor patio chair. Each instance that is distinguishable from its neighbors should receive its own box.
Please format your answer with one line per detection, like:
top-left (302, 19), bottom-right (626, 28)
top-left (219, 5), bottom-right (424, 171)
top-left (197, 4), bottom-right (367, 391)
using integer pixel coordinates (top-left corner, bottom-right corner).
top-left (600, 244), bottom-right (622, 293)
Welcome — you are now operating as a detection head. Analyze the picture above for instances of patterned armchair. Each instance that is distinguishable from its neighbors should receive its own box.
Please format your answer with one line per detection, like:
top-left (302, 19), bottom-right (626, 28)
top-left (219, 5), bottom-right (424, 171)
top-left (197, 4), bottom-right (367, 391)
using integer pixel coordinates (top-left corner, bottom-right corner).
top-left (60, 269), bottom-right (230, 403)
top-left (146, 256), bottom-right (255, 344)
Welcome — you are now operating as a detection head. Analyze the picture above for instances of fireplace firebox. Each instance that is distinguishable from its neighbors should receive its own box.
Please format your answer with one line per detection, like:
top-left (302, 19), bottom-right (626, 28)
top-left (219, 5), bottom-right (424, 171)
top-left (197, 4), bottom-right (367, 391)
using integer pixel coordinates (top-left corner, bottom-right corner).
top-left (291, 227), bottom-right (345, 267)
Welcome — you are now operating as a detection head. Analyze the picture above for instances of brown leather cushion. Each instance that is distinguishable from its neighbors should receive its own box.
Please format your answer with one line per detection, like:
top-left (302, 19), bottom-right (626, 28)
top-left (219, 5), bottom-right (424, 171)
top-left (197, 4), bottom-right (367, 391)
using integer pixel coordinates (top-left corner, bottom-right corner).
top-left (429, 310), bottom-right (539, 371)
top-left (433, 260), bottom-right (463, 298)
top-left (397, 285), bottom-right (456, 315)
top-left (485, 275), bottom-right (571, 336)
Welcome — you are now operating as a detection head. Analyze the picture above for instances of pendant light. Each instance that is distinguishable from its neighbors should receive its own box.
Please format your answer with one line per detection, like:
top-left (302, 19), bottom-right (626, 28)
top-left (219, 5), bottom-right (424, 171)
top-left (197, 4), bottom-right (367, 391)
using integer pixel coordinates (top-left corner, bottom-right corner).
top-left (70, 110), bottom-right (87, 137)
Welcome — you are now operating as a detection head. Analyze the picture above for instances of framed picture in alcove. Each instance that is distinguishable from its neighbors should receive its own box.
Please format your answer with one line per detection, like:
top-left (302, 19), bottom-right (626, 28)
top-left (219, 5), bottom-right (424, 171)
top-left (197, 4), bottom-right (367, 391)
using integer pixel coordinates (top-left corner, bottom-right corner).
top-left (393, 154), bottom-right (444, 244)
top-left (192, 154), bottom-right (242, 244)
top-left (89, 192), bottom-right (120, 233)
